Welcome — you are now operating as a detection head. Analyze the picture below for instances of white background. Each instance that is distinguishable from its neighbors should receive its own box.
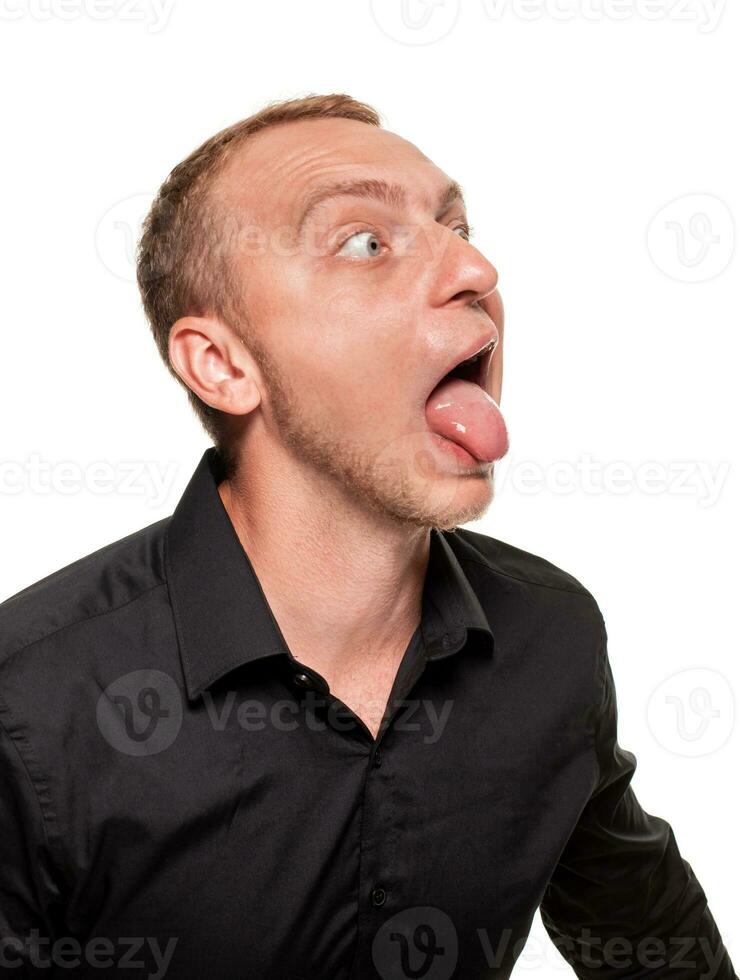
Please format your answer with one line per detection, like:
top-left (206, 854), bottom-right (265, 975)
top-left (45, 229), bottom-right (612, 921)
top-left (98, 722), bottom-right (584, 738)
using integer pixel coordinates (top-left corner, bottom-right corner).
top-left (1, 0), bottom-right (737, 972)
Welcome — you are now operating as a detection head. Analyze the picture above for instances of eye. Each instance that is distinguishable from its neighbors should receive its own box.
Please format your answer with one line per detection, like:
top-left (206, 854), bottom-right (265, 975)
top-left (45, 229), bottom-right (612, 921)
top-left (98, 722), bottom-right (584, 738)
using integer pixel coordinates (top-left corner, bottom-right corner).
top-left (453, 223), bottom-right (474, 241)
top-left (337, 230), bottom-right (384, 259)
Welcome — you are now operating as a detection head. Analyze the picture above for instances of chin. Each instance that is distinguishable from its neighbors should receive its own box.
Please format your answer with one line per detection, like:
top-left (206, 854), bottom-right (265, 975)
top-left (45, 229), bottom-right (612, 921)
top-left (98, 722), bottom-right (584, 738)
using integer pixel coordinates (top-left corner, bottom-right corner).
top-left (432, 485), bottom-right (494, 531)
top-left (392, 471), bottom-right (495, 532)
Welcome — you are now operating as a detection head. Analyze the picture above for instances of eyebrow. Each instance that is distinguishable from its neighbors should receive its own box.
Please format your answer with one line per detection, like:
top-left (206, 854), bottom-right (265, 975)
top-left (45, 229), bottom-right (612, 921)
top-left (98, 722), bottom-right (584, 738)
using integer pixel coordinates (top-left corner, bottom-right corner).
top-left (295, 177), bottom-right (466, 240)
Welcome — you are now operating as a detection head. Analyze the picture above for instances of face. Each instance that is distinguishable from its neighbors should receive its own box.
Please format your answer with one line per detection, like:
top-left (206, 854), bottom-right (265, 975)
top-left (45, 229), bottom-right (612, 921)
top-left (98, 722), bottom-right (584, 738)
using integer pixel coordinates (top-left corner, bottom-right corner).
top-left (210, 117), bottom-right (507, 531)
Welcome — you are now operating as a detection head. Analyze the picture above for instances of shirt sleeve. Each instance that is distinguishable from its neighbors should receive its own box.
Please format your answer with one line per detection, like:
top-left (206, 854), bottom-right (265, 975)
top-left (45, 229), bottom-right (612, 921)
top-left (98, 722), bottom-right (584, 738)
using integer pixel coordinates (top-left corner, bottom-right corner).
top-left (0, 712), bottom-right (65, 976)
top-left (539, 615), bottom-right (737, 979)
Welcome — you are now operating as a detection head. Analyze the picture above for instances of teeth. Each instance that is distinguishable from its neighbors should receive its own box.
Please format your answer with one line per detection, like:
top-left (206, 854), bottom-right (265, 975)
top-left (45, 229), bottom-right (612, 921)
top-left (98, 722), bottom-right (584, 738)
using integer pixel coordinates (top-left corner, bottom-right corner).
top-left (462, 339), bottom-right (495, 364)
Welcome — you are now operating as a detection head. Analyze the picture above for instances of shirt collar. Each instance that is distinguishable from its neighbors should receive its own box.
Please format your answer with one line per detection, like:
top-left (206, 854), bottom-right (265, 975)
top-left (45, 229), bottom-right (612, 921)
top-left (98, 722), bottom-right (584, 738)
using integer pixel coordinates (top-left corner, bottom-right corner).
top-left (165, 447), bottom-right (494, 703)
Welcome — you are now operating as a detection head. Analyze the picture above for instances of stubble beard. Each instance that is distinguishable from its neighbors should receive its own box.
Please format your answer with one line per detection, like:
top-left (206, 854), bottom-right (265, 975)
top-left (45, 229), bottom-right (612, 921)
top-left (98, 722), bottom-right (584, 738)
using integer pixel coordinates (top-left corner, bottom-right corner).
top-left (246, 333), bottom-right (493, 532)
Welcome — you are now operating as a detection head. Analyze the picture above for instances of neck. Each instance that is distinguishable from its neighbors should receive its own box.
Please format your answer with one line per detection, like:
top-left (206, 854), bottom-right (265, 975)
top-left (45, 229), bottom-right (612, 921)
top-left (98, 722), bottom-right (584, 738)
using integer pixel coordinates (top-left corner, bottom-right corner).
top-left (217, 447), bottom-right (431, 679)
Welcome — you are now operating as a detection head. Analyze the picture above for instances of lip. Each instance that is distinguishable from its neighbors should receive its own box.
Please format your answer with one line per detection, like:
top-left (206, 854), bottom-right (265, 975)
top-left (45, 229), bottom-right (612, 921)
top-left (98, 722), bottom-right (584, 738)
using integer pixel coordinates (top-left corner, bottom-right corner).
top-left (429, 432), bottom-right (491, 469)
top-left (428, 331), bottom-right (498, 398)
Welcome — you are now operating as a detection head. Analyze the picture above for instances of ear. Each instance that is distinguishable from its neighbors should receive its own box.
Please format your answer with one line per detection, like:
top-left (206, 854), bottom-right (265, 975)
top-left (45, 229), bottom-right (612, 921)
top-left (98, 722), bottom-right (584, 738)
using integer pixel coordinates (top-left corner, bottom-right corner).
top-left (168, 315), bottom-right (262, 417)
top-left (481, 288), bottom-right (504, 405)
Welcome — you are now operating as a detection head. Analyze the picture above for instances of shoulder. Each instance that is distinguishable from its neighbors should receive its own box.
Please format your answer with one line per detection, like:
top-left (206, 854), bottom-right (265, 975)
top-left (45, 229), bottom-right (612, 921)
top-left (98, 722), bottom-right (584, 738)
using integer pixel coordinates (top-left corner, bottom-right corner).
top-left (448, 525), bottom-right (606, 634)
top-left (450, 525), bottom-right (597, 597)
top-left (0, 516), bottom-right (170, 672)
top-left (449, 527), bottom-right (608, 725)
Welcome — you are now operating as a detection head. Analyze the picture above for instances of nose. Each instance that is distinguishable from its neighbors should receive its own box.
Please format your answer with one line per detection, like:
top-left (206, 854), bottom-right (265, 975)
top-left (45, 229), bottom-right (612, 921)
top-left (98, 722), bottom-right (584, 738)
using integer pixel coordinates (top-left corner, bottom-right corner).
top-left (429, 229), bottom-right (499, 312)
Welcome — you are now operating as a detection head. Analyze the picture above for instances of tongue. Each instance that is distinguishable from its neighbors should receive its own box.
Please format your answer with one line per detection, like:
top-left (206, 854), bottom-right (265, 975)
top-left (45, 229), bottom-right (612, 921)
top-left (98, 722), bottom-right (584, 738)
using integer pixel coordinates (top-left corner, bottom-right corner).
top-left (425, 376), bottom-right (509, 462)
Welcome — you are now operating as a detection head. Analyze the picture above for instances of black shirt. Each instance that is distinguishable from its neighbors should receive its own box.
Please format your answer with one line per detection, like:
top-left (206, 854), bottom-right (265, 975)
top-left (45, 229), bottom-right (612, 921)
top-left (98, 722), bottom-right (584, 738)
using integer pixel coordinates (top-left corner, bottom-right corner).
top-left (0, 447), bottom-right (734, 979)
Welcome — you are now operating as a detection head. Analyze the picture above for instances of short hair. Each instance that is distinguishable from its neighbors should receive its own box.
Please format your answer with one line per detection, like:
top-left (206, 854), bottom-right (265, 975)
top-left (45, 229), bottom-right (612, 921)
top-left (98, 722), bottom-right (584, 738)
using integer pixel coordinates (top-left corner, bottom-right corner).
top-left (136, 93), bottom-right (382, 469)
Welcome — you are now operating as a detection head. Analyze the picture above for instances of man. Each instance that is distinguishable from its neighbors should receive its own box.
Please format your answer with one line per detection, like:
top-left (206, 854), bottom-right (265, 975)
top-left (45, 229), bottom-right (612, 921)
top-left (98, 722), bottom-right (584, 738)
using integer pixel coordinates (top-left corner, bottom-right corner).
top-left (0, 93), bottom-right (734, 979)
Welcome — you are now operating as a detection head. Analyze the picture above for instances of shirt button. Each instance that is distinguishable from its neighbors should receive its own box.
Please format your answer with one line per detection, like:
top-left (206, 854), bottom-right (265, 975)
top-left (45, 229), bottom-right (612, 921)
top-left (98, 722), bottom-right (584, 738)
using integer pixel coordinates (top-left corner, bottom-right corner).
top-left (370, 886), bottom-right (386, 907)
top-left (292, 671), bottom-right (315, 689)
top-left (442, 634), bottom-right (452, 648)
top-left (373, 748), bottom-right (382, 768)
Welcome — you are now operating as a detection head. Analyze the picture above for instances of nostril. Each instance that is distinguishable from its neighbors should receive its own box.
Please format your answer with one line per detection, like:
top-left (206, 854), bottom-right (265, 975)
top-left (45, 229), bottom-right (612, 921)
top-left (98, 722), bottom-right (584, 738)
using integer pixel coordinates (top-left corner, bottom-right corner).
top-left (449, 290), bottom-right (481, 305)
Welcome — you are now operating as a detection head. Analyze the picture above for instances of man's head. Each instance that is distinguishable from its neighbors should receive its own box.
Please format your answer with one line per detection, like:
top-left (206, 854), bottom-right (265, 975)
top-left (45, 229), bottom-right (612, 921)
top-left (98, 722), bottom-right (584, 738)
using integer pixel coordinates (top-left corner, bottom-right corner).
top-left (137, 93), bottom-right (507, 531)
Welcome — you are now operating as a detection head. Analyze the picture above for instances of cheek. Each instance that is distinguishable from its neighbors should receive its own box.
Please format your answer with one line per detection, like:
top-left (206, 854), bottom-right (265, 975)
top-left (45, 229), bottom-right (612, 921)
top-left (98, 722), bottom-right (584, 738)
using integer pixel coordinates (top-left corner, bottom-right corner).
top-left (259, 267), bottom-right (417, 417)
top-left (281, 330), bottom-right (413, 434)
top-left (313, 296), bottom-right (412, 382)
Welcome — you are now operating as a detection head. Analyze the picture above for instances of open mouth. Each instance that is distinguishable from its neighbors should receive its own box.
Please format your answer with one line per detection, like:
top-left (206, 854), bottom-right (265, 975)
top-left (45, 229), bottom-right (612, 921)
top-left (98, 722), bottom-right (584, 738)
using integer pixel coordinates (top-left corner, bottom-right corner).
top-left (422, 333), bottom-right (507, 464)
top-left (431, 336), bottom-right (497, 395)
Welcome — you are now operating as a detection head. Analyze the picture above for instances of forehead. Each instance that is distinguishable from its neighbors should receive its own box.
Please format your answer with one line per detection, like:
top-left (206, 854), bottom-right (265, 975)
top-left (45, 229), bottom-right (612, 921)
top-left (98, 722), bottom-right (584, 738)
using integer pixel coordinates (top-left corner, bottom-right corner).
top-left (215, 117), bottom-right (452, 228)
